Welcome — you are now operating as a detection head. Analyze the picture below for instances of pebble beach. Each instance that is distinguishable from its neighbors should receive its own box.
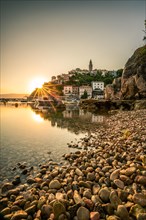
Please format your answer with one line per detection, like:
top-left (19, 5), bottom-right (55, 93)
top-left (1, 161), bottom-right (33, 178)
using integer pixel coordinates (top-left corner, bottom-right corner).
top-left (0, 109), bottom-right (146, 220)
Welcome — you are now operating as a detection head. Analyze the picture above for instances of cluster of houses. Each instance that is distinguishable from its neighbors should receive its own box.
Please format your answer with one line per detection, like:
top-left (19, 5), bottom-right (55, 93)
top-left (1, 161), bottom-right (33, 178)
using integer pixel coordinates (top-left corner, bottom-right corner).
top-left (49, 60), bottom-right (108, 100)
top-left (50, 60), bottom-right (117, 86)
top-left (48, 61), bottom-right (119, 100)
top-left (63, 81), bottom-right (105, 99)
top-left (39, 60), bottom-right (119, 101)
top-left (50, 69), bottom-right (116, 85)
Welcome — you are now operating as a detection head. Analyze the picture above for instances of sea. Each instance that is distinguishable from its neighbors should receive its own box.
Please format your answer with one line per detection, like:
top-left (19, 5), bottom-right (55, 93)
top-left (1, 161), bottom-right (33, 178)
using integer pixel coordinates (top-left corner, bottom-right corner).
top-left (0, 102), bottom-right (107, 183)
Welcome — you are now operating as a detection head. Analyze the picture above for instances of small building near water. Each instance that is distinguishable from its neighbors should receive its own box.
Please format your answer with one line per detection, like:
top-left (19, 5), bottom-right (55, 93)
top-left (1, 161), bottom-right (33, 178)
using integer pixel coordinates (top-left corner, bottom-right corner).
top-left (63, 85), bottom-right (79, 96)
top-left (92, 89), bottom-right (104, 99)
top-left (91, 81), bottom-right (104, 99)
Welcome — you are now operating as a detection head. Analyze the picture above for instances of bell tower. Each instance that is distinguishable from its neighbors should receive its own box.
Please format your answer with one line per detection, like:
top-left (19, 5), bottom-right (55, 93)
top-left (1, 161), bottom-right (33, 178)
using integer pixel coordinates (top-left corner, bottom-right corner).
top-left (89, 59), bottom-right (93, 72)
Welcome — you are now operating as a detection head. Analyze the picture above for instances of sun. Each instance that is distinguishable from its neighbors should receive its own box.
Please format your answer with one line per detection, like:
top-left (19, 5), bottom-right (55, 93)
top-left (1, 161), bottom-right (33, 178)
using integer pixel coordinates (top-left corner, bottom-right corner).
top-left (28, 77), bottom-right (47, 93)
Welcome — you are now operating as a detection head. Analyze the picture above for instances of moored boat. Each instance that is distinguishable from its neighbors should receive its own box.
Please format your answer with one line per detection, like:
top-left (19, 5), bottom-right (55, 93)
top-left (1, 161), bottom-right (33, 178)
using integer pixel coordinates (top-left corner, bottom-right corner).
top-left (62, 97), bottom-right (79, 105)
top-left (33, 98), bottom-right (53, 110)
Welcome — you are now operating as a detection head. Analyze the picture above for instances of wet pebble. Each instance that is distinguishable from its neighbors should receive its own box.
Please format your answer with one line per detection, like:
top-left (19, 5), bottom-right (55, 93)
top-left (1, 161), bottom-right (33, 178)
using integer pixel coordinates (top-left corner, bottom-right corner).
top-left (0, 110), bottom-right (146, 220)
top-left (77, 206), bottom-right (90, 220)
top-left (49, 179), bottom-right (61, 189)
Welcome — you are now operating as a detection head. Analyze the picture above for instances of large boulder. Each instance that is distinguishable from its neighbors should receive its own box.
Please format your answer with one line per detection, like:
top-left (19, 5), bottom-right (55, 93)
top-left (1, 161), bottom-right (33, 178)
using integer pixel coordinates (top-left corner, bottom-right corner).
top-left (105, 78), bottom-right (122, 100)
top-left (105, 45), bottom-right (146, 100)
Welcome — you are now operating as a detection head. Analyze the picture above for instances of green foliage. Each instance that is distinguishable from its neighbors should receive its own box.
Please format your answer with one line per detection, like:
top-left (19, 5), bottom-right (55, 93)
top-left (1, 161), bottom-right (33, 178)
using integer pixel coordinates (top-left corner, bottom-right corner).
top-left (104, 77), bottom-right (113, 85)
top-left (116, 69), bottom-right (123, 78)
top-left (66, 70), bottom-right (116, 86)
top-left (81, 90), bottom-right (88, 99)
top-left (140, 47), bottom-right (146, 56)
top-left (55, 85), bottom-right (64, 96)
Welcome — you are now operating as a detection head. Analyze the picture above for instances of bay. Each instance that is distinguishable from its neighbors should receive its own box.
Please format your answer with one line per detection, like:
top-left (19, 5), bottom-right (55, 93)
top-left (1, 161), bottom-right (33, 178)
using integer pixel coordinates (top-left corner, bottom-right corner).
top-left (0, 102), bottom-right (106, 182)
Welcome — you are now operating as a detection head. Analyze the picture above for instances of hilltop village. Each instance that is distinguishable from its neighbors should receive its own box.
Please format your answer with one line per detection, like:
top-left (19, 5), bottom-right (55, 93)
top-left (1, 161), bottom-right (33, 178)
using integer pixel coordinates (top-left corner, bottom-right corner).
top-left (29, 60), bottom-right (122, 101)
top-left (29, 45), bottom-right (146, 103)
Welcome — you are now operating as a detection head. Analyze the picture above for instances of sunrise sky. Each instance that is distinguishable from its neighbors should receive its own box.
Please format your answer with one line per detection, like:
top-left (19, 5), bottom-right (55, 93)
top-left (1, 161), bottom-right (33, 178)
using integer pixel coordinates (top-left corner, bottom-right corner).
top-left (1, 0), bottom-right (145, 94)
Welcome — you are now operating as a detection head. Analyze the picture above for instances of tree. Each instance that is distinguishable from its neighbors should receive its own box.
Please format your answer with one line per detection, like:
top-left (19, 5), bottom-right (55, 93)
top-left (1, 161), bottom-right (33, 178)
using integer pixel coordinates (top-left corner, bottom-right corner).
top-left (116, 69), bottom-right (123, 78)
top-left (81, 90), bottom-right (88, 99)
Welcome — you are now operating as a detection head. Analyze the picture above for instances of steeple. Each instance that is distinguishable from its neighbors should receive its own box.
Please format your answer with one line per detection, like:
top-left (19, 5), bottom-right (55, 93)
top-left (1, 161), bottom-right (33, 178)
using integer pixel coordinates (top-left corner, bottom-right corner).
top-left (89, 59), bottom-right (93, 72)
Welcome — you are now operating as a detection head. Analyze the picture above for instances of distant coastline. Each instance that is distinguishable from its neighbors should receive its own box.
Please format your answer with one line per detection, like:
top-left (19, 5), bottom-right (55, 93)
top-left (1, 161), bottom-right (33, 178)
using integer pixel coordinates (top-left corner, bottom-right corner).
top-left (0, 94), bottom-right (28, 99)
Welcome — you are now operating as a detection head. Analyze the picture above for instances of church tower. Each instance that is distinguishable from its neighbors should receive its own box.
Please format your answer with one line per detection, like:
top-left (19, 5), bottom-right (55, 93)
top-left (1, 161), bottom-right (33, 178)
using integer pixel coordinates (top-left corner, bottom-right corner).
top-left (89, 59), bottom-right (93, 72)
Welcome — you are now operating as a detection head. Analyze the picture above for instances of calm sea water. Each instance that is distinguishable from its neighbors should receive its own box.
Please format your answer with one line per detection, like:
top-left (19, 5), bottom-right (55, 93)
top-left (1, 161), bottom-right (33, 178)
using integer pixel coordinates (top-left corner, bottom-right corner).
top-left (0, 103), bottom-right (106, 182)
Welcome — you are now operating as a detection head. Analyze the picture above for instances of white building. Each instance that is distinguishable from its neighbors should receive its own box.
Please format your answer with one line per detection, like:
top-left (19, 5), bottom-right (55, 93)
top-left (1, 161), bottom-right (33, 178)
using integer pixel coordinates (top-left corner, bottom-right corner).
top-left (91, 81), bottom-right (104, 99)
top-left (79, 86), bottom-right (92, 99)
top-left (91, 81), bottom-right (104, 91)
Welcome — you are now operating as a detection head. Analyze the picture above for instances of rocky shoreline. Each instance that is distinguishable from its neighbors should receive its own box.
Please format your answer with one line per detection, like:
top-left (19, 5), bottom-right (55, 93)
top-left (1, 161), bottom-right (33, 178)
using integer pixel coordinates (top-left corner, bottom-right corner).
top-left (79, 99), bottom-right (146, 112)
top-left (0, 109), bottom-right (146, 220)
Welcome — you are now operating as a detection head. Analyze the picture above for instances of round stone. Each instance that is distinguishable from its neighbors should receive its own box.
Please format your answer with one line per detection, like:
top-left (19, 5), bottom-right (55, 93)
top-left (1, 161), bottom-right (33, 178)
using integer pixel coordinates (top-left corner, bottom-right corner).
top-left (56, 192), bottom-right (65, 200)
top-left (73, 190), bottom-right (82, 204)
top-left (106, 216), bottom-right (120, 220)
top-left (90, 211), bottom-right (100, 220)
top-left (99, 187), bottom-right (110, 203)
top-left (75, 168), bottom-right (84, 176)
top-left (11, 210), bottom-right (28, 220)
top-left (110, 169), bottom-right (120, 181)
top-left (77, 206), bottom-right (90, 220)
top-left (92, 184), bottom-right (100, 195)
top-left (114, 179), bottom-right (124, 189)
top-left (41, 204), bottom-right (52, 218)
top-left (87, 172), bottom-right (95, 181)
top-left (83, 189), bottom-right (92, 199)
top-left (133, 193), bottom-right (146, 207)
top-left (25, 205), bottom-right (36, 215)
top-left (0, 207), bottom-right (11, 216)
top-left (109, 190), bottom-right (122, 209)
top-left (53, 201), bottom-right (66, 220)
top-left (116, 205), bottom-right (130, 220)
top-left (135, 176), bottom-right (146, 185)
top-left (49, 180), bottom-right (61, 189)
top-left (125, 167), bottom-right (136, 176)
top-left (1, 183), bottom-right (14, 194)
top-left (27, 177), bottom-right (36, 184)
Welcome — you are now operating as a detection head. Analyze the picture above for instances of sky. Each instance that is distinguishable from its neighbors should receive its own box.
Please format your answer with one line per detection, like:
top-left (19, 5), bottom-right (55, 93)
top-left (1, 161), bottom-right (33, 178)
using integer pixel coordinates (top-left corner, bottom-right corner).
top-left (0, 0), bottom-right (146, 94)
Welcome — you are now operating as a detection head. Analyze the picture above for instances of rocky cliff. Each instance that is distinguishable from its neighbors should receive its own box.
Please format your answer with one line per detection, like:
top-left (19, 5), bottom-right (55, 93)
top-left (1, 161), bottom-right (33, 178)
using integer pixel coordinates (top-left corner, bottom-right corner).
top-left (105, 45), bottom-right (146, 99)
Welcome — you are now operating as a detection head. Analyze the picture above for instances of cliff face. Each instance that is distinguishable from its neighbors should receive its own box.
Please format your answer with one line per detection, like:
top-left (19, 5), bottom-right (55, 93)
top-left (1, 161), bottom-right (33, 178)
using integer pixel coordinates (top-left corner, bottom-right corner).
top-left (105, 45), bottom-right (146, 100)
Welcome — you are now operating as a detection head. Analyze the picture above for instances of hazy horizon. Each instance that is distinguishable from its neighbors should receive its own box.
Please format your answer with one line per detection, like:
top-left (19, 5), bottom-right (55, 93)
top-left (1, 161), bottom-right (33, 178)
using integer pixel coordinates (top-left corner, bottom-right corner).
top-left (1, 0), bottom-right (145, 94)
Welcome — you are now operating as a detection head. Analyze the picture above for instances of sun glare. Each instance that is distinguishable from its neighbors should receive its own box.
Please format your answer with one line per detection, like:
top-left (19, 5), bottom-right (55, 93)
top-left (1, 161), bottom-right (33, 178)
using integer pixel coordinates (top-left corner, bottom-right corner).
top-left (32, 112), bottom-right (44, 123)
top-left (28, 77), bottom-right (47, 93)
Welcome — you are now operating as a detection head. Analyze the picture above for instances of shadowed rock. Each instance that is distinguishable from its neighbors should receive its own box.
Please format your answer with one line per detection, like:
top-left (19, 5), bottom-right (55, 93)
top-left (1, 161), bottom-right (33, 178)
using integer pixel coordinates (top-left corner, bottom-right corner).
top-left (105, 45), bottom-right (146, 100)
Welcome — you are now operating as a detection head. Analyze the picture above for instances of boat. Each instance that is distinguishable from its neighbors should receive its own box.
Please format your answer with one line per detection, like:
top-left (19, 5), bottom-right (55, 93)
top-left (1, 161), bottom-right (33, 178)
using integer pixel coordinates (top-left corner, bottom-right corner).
top-left (33, 96), bottom-right (65, 111)
top-left (33, 98), bottom-right (53, 110)
top-left (62, 97), bottom-right (79, 105)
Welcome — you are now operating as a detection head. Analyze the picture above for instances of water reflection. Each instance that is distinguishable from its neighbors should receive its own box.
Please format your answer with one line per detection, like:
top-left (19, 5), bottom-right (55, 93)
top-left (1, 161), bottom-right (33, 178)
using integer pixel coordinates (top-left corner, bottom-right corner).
top-left (1, 103), bottom-right (87, 182)
top-left (0, 103), bottom-right (108, 182)
top-left (31, 112), bottom-right (44, 123)
top-left (92, 114), bottom-right (104, 123)
top-left (31, 105), bottom-right (107, 134)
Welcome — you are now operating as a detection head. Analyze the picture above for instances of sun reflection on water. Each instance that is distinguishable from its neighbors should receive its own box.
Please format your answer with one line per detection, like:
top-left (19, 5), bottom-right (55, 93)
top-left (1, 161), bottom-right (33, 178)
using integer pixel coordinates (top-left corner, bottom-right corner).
top-left (31, 112), bottom-right (44, 123)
